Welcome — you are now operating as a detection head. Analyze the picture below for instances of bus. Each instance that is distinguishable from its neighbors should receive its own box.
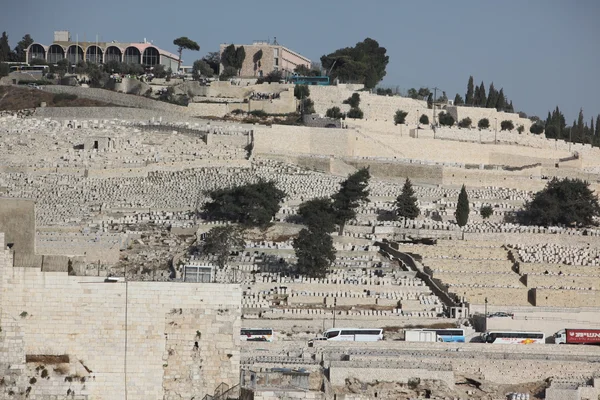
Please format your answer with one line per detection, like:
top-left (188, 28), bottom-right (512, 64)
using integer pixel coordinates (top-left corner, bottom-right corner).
top-left (422, 328), bottom-right (466, 343)
top-left (288, 75), bottom-right (330, 86)
top-left (9, 65), bottom-right (49, 75)
top-left (322, 328), bottom-right (383, 342)
top-left (240, 328), bottom-right (274, 342)
top-left (482, 331), bottom-right (545, 344)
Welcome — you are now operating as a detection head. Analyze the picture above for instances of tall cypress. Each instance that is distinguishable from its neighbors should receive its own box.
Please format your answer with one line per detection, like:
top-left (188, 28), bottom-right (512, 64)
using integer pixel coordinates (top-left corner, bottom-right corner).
top-left (455, 185), bottom-right (470, 227)
top-left (596, 115), bottom-right (600, 137)
top-left (478, 82), bottom-right (486, 107)
top-left (465, 76), bottom-right (474, 106)
top-left (495, 88), bottom-right (506, 111)
top-left (0, 32), bottom-right (10, 62)
top-left (486, 82), bottom-right (496, 109)
top-left (473, 86), bottom-right (480, 107)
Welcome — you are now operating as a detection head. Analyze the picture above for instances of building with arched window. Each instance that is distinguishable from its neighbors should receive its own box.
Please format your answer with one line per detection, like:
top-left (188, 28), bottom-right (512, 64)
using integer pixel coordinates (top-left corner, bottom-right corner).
top-left (26, 31), bottom-right (180, 71)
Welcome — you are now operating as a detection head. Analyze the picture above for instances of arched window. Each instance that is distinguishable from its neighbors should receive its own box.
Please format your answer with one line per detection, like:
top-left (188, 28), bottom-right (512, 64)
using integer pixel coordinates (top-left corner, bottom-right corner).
top-left (142, 46), bottom-right (160, 66)
top-left (104, 46), bottom-right (122, 64)
top-left (27, 44), bottom-right (46, 63)
top-left (123, 46), bottom-right (141, 64)
top-left (66, 45), bottom-right (84, 64)
top-left (47, 44), bottom-right (65, 64)
top-left (85, 45), bottom-right (103, 64)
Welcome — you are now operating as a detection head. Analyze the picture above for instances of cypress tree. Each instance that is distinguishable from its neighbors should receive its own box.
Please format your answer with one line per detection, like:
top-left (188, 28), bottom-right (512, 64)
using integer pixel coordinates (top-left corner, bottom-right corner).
top-left (0, 32), bottom-right (10, 62)
top-left (465, 76), bottom-right (474, 106)
top-left (473, 86), bottom-right (480, 107)
top-left (478, 82), bottom-right (486, 107)
top-left (454, 93), bottom-right (464, 106)
top-left (486, 82), bottom-right (497, 109)
top-left (596, 115), bottom-right (600, 137)
top-left (455, 185), bottom-right (470, 227)
top-left (495, 88), bottom-right (506, 111)
top-left (395, 178), bottom-right (420, 219)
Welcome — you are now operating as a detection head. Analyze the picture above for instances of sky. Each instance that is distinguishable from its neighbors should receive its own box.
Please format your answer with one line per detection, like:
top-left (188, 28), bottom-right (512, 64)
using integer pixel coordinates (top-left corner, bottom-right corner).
top-left (2, 0), bottom-right (599, 123)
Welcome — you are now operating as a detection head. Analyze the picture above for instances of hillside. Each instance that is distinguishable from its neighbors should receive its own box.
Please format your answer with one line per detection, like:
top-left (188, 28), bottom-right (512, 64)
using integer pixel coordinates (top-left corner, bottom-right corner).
top-left (0, 85), bottom-right (116, 111)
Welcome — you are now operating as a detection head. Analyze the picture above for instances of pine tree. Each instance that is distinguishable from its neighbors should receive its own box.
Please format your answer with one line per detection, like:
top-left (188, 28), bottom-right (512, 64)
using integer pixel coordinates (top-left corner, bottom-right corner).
top-left (495, 88), bottom-right (506, 111)
top-left (455, 185), bottom-right (470, 227)
top-left (454, 93), bottom-right (464, 106)
top-left (0, 32), bottom-right (10, 62)
top-left (465, 76), bottom-right (474, 106)
top-left (332, 167), bottom-right (371, 234)
top-left (478, 82), bottom-right (486, 107)
top-left (395, 178), bottom-right (420, 219)
top-left (486, 82), bottom-right (497, 109)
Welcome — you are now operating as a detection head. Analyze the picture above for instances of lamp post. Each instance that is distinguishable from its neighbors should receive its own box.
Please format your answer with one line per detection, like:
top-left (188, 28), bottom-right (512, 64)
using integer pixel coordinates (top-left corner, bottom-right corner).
top-left (332, 297), bottom-right (337, 328)
top-left (484, 297), bottom-right (488, 331)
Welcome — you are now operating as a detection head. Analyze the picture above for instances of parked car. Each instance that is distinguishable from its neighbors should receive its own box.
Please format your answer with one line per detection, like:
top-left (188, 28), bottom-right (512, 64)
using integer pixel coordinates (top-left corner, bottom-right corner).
top-left (489, 312), bottom-right (514, 318)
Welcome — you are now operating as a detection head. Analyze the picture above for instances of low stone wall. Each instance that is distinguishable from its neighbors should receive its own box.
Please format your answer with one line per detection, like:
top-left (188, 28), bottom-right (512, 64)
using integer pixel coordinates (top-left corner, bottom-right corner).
top-left (524, 274), bottom-right (600, 289)
top-left (451, 287), bottom-right (530, 306)
top-left (517, 262), bottom-right (600, 276)
top-left (533, 288), bottom-right (600, 307)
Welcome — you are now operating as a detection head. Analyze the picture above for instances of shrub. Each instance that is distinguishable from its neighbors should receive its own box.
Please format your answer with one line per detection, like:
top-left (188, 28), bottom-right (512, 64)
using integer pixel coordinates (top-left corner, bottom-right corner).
top-left (231, 109), bottom-right (245, 115)
top-left (500, 120), bottom-right (514, 131)
top-left (458, 117), bottom-right (472, 128)
top-left (517, 125), bottom-right (525, 134)
top-left (294, 84), bottom-right (310, 100)
top-left (249, 110), bottom-right (268, 118)
top-left (419, 114), bottom-right (429, 125)
top-left (394, 110), bottom-right (408, 125)
top-left (530, 123), bottom-right (544, 134)
top-left (343, 93), bottom-right (361, 108)
top-left (438, 112), bottom-right (455, 127)
top-left (478, 118), bottom-right (490, 129)
top-left (219, 66), bottom-right (237, 81)
top-left (346, 107), bottom-right (364, 119)
top-left (301, 98), bottom-right (315, 114)
top-left (326, 106), bottom-right (344, 119)
top-left (480, 205), bottom-right (493, 219)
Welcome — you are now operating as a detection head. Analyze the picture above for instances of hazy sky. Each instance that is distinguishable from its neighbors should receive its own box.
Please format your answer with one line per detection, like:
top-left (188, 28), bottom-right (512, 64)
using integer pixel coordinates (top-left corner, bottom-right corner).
top-left (2, 0), bottom-right (599, 122)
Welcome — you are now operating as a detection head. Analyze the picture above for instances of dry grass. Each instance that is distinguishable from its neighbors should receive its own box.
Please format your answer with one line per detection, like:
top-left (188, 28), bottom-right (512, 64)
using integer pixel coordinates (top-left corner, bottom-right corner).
top-left (0, 86), bottom-right (116, 110)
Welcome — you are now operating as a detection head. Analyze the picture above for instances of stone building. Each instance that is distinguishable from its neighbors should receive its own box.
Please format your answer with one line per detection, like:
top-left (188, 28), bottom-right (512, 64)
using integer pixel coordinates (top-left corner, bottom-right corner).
top-left (219, 39), bottom-right (311, 78)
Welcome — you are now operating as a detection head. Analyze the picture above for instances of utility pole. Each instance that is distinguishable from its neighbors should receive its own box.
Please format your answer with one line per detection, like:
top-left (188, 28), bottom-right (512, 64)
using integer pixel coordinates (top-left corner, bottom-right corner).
top-left (484, 297), bottom-right (488, 332)
top-left (432, 87), bottom-right (441, 126)
top-left (332, 297), bottom-right (337, 328)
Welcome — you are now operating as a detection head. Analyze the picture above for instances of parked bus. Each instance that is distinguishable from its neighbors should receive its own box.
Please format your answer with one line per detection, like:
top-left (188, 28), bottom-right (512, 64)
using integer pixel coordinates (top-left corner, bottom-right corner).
top-left (482, 331), bottom-right (545, 344)
top-left (322, 328), bottom-right (383, 342)
top-left (9, 65), bottom-right (49, 75)
top-left (240, 328), bottom-right (274, 342)
top-left (288, 75), bottom-right (330, 86)
top-left (422, 328), bottom-right (466, 343)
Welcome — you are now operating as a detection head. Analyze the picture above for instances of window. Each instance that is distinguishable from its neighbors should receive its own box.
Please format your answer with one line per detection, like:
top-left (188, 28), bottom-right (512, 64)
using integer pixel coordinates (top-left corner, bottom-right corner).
top-left (274, 57), bottom-right (279, 66)
top-left (325, 330), bottom-right (340, 339)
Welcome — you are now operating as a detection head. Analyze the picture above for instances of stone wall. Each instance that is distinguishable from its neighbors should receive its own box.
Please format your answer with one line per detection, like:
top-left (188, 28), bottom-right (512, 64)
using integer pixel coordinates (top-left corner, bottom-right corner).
top-left (533, 288), bottom-right (600, 307)
top-left (0, 247), bottom-right (241, 400)
top-left (0, 198), bottom-right (36, 255)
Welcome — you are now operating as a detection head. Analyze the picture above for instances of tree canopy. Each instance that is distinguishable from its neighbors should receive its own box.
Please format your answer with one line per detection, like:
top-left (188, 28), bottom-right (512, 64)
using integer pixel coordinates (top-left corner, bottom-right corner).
top-left (297, 198), bottom-right (337, 233)
top-left (394, 110), bottom-right (408, 125)
top-left (320, 38), bottom-right (389, 89)
top-left (201, 225), bottom-right (245, 269)
top-left (332, 167), bottom-right (371, 232)
top-left (455, 185), bottom-right (470, 227)
top-left (202, 52), bottom-right (220, 75)
top-left (192, 59), bottom-right (214, 79)
top-left (293, 228), bottom-right (336, 278)
top-left (202, 181), bottom-right (286, 229)
top-left (173, 37), bottom-right (200, 71)
top-left (0, 32), bottom-right (10, 62)
top-left (517, 178), bottom-right (600, 227)
top-left (221, 44), bottom-right (246, 74)
top-left (395, 178), bottom-right (420, 219)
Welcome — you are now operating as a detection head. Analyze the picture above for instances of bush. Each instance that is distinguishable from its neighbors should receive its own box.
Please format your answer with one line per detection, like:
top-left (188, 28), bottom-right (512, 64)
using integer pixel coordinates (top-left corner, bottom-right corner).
top-left (294, 84), bottom-right (310, 100)
top-left (419, 114), bottom-right (429, 125)
top-left (394, 110), bottom-right (408, 125)
top-left (53, 93), bottom-right (78, 102)
top-left (249, 110), bottom-right (268, 118)
top-left (458, 117), bottom-right (472, 128)
top-left (530, 123), bottom-right (544, 134)
top-left (480, 205), bottom-right (493, 219)
top-left (231, 109), bottom-right (245, 115)
top-left (0, 63), bottom-right (9, 78)
top-left (257, 70), bottom-right (282, 84)
top-left (346, 107), bottom-right (364, 119)
top-left (478, 118), bottom-right (490, 129)
top-left (438, 112), bottom-right (455, 127)
top-left (343, 93), bottom-right (361, 108)
top-left (326, 106), bottom-right (344, 119)
top-left (500, 120), bottom-right (514, 131)
top-left (219, 66), bottom-right (237, 81)
top-left (517, 125), bottom-right (525, 134)
top-left (301, 98), bottom-right (315, 114)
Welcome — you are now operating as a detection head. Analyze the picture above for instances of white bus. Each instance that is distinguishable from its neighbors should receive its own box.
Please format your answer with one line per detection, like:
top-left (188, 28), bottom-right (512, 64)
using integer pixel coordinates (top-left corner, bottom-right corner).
top-left (482, 330), bottom-right (545, 344)
top-left (240, 328), bottom-right (274, 342)
top-left (322, 328), bottom-right (383, 342)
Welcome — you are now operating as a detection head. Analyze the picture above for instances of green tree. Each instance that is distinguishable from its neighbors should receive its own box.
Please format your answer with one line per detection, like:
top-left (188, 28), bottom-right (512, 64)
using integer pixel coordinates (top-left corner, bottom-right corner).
top-left (202, 52), bottom-right (220, 76)
top-left (480, 205), bottom-right (493, 219)
top-left (192, 59), bottom-right (214, 80)
top-left (297, 198), bottom-right (337, 233)
top-left (86, 63), bottom-right (108, 88)
top-left (417, 87), bottom-right (431, 99)
top-left (478, 118), bottom-right (490, 129)
top-left (55, 59), bottom-right (69, 77)
top-left (326, 106), bottom-right (344, 119)
top-left (0, 32), bottom-right (10, 62)
top-left (458, 117), bottom-right (472, 128)
top-left (293, 228), bottom-right (336, 278)
top-left (343, 93), bottom-right (361, 108)
top-left (219, 66), bottom-right (237, 81)
top-left (419, 114), bottom-right (429, 125)
top-left (234, 46), bottom-right (246, 75)
top-left (486, 82), bottom-right (497, 109)
top-left (407, 88), bottom-right (418, 99)
top-left (517, 178), bottom-right (600, 227)
top-left (202, 181), bottom-right (286, 229)
top-left (300, 98), bottom-right (315, 114)
top-left (438, 112), bottom-right (455, 127)
top-left (394, 110), bottom-right (408, 125)
top-left (500, 120), bottom-right (514, 131)
top-left (173, 37), bottom-right (200, 71)
top-left (257, 70), bottom-right (282, 84)
top-left (495, 88), bottom-right (506, 111)
top-left (252, 49), bottom-right (263, 75)
top-left (478, 81), bottom-right (486, 107)
top-left (0, 62), bottom-right (9, 78)
top-left (13, 34), bottom-right (34, 62)
top-left (320, 38), bottom-right (389, 88)
top-left (395, 178), bottom-right (420, 219)
top-left (221, 44), bottom-right (237, 69)
top-left (332, 168), bottom-right (371, 233)
top-left (455, 185), bottom-right (470, 227)
top-left (201, 225), bottom-right (246, 269)
top-left (346, 107), bottom-right (363, 119)
top-left (454, 93), bottom-right (464, 106)
top-left (294, 84), bottom-right (310, 100)
top-left (427, 93), bottom-right (433, 109)
top-left (517, 125), bottom-right (525, 134)
top-left (465, 76), bottom-right (474, 106)
top-left (530, 123), bottom-right (544, 135)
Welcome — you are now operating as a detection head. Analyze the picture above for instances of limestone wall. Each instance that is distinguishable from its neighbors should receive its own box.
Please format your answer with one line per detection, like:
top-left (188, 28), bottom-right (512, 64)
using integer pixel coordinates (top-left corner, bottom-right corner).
top-left (0, 198), bottom-right (36, 254)
top-left (0, 250), bottom-right (241, 400)
top-left (533, 288), bottom-right (600, 307)
top-left (524, 274), bottom-right (600, 289)
top-left (518, 262), bottom-right (600, 276)
top-left (451, 287), bottom-right (530, 306)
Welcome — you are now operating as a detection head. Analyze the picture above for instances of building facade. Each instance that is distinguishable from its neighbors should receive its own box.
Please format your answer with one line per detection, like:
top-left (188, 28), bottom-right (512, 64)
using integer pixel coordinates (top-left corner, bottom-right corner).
top-left (219, 40), bottom-right (311, 78)
top-left (25, 31), bottom-right (180, 71)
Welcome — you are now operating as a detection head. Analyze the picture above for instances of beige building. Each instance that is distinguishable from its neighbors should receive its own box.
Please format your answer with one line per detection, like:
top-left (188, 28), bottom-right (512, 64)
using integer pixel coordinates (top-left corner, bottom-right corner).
top-left (219, 40), bottom-right (311, 78)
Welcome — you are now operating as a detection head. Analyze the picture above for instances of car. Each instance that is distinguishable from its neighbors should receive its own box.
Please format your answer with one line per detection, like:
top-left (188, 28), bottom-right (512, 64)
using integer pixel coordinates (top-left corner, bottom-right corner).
top-left (27, 83), bottom-right (41, 89)
top-left (489, 312), bottom-right (514, 318)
